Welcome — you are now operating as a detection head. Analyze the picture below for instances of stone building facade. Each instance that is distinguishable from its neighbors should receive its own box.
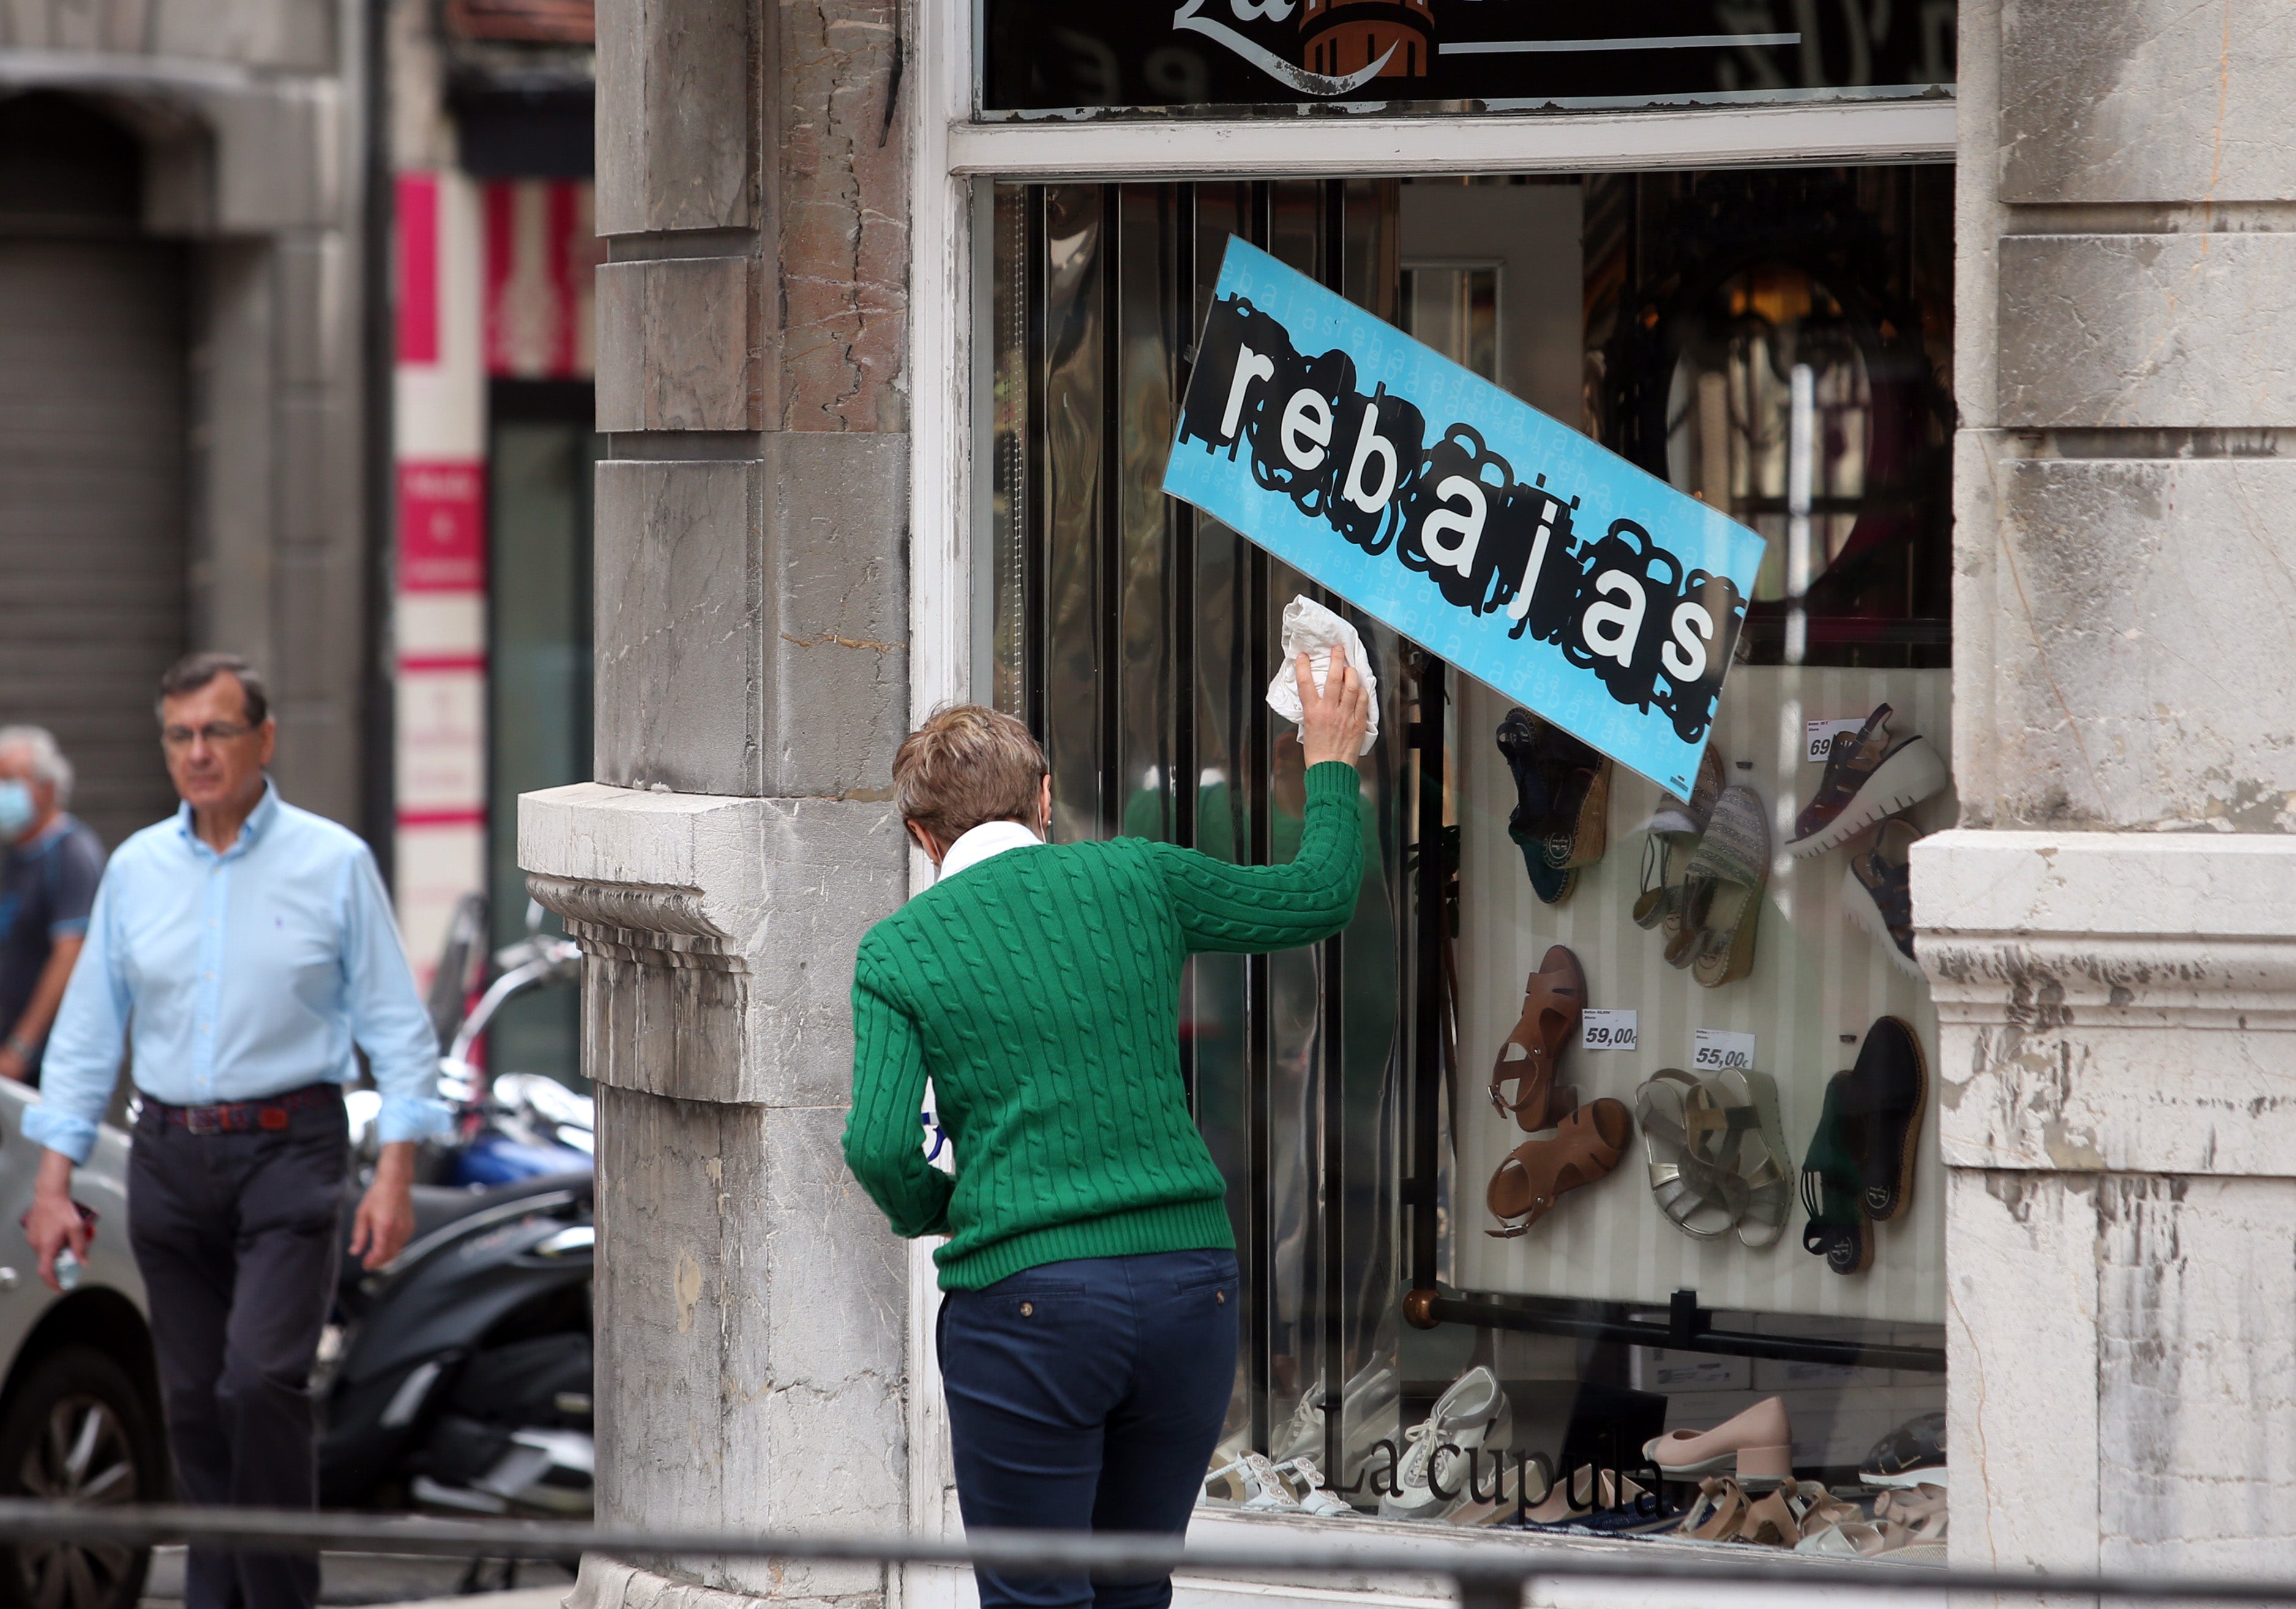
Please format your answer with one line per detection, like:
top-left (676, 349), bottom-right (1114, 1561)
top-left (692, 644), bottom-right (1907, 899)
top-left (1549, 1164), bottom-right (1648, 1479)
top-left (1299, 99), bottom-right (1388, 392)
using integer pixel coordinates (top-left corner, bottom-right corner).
top-left (524, 1), bottom-right (2296, 1604)
top-left (0, 0), bottom-right (377, 845)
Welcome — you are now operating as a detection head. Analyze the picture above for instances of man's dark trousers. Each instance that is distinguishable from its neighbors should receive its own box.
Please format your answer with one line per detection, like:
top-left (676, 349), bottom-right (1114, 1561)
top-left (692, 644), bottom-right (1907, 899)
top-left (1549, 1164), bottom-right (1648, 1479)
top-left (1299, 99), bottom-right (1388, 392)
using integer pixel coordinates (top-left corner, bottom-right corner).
top-left (127, 1090), bottom-right (348, 1609)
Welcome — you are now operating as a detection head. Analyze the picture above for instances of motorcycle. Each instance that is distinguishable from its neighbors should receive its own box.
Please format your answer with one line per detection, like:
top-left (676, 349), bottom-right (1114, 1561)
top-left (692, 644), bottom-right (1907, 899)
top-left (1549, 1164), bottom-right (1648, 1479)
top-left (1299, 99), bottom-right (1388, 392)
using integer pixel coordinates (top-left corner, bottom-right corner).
top-left (361, 893), bottom-right (594, 1188)
top-left (318, 897), bottom-right (597, 1516)
top-left (433, 925), bottom-right (593, 1186)
top-left (315, 1169), bottom-right (595, 1515)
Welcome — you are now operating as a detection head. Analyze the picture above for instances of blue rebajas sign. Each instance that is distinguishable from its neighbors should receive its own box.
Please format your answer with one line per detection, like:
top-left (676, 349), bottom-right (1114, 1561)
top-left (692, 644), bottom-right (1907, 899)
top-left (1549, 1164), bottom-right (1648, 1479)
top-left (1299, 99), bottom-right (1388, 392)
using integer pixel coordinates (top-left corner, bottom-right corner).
top-left (1160, 238), bottom-right (1767, 797)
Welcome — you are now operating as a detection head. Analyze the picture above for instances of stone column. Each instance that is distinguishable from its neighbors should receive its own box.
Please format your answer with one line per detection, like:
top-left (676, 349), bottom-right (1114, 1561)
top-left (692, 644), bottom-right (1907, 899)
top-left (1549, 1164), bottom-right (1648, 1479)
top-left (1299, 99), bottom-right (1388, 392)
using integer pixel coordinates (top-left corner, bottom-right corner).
top-left (520, 0), bottom-right (912, 1601)
top-left (1921, 0), bottom-right (2296, 1577)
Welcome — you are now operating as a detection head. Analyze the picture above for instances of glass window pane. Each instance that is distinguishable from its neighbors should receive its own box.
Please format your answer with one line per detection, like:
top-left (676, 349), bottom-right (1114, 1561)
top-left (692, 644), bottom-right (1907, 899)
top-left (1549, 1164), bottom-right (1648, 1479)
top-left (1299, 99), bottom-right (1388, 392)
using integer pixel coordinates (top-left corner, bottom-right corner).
top-left (1039, 183), bottom-right (1106, 842)
top-left (1116, 184), bottom-right (1179, 844)
top-left (486, 411), bottom-right (596, 1085)
top-left (990, 184), bottom-right (1029, 716)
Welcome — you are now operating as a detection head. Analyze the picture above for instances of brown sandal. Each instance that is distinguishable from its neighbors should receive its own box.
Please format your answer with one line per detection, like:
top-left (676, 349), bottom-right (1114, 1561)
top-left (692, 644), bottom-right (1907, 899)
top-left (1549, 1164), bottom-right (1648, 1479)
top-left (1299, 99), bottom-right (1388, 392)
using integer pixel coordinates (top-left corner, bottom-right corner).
top-left (1741, 1485), bottom-right (1807, 1547)
top-left (1487, 946), bottom-right (1586, 1133)
top-left (1676, 1476), bottom-right (1750, 1542)
top-left (1486, 1097), bottom-right (1632, 1236)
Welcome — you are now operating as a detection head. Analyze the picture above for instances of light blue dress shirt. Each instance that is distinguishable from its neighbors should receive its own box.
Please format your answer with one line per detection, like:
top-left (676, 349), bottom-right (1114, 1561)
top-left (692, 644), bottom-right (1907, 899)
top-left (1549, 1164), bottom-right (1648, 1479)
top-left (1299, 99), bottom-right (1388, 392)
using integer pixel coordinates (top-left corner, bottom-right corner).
top-left (27, 781), bottom-right (449, 1164)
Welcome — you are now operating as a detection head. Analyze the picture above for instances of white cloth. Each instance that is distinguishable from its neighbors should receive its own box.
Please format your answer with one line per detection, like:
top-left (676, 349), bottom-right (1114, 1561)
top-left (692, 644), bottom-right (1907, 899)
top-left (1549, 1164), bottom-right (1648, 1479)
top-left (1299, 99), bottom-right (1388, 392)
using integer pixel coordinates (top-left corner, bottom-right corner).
top-left (920, 817), bottom-right (1043, 1176)
top-left (1265, 594), bottom-right (1380, 755)
top-left (935, 817), bottom-right (1043, 883)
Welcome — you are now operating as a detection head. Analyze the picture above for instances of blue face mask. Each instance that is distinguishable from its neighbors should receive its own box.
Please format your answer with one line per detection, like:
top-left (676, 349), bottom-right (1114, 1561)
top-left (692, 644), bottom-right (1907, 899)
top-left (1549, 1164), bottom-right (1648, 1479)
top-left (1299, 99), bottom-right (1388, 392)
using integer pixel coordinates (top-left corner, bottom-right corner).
top-left (0, 782), bottom-right (31, 843)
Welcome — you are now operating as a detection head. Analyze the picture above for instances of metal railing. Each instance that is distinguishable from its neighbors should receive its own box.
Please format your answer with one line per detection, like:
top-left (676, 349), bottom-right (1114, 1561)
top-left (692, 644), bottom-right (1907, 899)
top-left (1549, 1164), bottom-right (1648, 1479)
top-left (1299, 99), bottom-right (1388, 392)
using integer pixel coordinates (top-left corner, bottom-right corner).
top-left (6, 1502), bottom-right (2296, 1609)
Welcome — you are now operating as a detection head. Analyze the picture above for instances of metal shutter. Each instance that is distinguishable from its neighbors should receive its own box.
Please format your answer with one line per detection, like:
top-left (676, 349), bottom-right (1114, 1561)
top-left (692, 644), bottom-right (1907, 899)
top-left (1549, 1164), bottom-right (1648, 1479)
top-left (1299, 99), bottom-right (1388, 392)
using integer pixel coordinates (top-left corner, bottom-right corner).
top-left (0, 238), bottom-right (188, 852)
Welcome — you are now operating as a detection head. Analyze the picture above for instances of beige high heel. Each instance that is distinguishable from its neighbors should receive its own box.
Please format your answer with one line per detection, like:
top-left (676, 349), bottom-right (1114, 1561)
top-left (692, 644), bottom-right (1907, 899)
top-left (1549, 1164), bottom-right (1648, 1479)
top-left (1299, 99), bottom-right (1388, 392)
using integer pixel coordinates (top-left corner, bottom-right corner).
top-left (1642, 1394), bottom-right (1793, 1487)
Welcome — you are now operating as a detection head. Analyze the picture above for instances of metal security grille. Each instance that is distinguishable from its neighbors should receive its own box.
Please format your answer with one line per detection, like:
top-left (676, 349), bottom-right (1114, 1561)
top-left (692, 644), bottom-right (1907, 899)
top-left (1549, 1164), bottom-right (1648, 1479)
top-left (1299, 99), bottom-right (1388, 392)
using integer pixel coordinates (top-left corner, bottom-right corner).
top-left (989, 179), bottom-right (1424, 1476)
top-left (0, 235), bottom-right (188, 851)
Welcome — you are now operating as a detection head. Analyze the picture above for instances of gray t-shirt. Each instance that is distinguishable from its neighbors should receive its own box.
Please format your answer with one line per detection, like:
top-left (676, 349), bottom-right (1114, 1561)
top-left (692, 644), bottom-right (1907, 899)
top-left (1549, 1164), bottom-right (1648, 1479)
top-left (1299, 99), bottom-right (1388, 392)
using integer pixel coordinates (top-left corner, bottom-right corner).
top-left (0, 814), bottom-right (105, 1083)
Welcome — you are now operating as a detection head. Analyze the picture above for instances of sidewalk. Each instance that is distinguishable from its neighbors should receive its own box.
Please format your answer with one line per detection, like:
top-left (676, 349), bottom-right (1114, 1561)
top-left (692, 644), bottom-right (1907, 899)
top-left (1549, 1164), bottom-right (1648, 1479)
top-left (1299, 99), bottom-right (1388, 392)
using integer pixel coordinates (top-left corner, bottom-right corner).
top-left (140, 1549), bottom-right (576, 1609)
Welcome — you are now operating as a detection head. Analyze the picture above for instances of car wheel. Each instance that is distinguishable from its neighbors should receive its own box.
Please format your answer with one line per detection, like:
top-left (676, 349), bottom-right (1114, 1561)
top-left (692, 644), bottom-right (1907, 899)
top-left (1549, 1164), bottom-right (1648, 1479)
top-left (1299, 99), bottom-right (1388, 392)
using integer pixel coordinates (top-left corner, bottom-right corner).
top-left (0, 1348), bottom-right (159, 1609)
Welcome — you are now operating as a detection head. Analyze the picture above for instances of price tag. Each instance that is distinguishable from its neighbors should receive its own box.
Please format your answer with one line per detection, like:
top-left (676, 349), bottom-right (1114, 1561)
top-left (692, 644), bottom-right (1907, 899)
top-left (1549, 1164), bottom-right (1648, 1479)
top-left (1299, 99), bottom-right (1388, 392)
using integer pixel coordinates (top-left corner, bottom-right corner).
top-left (1580, 1009), bottom-right (1637, 1051)
top-left (1692, 1029), bottom-right (1757, 1071)
top-left (1806, 719), bottom-right (1864, 763)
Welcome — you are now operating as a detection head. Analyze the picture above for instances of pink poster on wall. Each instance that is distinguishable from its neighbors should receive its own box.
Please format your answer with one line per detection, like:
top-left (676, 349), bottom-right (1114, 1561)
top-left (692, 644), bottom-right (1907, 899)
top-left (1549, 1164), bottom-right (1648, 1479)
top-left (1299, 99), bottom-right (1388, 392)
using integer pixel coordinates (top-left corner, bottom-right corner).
top-left (483, 178), bottom-right (601, 379)
top-left (398, 461), bottom-right (486, 593)
top-left (397, 173), bottom-right (441, 367)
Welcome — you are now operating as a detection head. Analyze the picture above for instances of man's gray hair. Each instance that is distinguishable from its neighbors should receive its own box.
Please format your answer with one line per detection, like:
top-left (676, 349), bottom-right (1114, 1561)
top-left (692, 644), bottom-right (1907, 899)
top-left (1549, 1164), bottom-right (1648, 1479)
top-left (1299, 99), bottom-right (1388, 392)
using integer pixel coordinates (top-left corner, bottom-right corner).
top-left (0, 726), bottom-right (72, 806)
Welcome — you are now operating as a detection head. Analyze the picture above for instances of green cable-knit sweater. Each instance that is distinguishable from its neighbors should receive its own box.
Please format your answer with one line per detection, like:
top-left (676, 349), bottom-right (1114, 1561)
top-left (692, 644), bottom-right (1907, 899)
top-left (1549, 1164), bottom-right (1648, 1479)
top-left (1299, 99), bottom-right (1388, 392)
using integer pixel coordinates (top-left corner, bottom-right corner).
top-left (844, 760), bottom-right (1363, 1289)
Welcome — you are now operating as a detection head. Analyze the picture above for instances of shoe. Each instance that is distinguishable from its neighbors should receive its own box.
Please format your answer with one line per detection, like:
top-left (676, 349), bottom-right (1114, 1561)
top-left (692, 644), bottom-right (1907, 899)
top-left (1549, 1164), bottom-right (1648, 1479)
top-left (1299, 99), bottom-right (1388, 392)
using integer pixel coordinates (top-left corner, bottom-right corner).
top-left (1797, 1517), bottom-right (1894, 1558)
top-left (1633, 1069), bottom-right (1746, 1240)
top-left (1673, 1475), bottom-right (1751, 1542)
top-left (1379, 1366), bottom-right (1513, 1521)
top-left (1738, 1480), bottom-right (1817, 1548)
top-left (1514, 1466), bottom-right (1652, 1532)
top-left (1487, 946), bottom-right (1585, 1133)
top-left (1201, 1451), bottom-right (1302, 1511)
top-left (1873, 1482), bottom-right (1948, 1560)
top-left (1844, 817), bottom-right (1924, 978)
top-left (1711, 1066), bottom-right (1795, 1250)
top-left (1268, 1456), bottom-right (1355, 1517)
top-left (1793, 1486), bottom-right (1891, 1556)
top-left (1446, 1451), bottom-right (1550, 1527)
top-left (1522, 856), bottom-right (1576, 904)
top-left (1644, 743), bottom-right (1727, 842)
top-left (1787, 703), bottom-right (1947, 857)
top-left (1271, 1360), bottom-right (1399, 1483)
top-left (1642, 1395), bottom-right (1793, 1487)
top-left (1861, 1411), bottom-right (1946, 1488)
top-left (1843, 1015), bottom-right (1927, 1221)
top-left (1633, 746), bottom-right (1724, 931)
top-left (1542, 759), bottom-right (1611, 871)
top-left (1678, 784), bottom-right (1769, 988)
top-left (1496, 708), bottom-right (1602, 905)
top-left (1569, 1489), bottom-right (1681, 1535)
top-left (1634, 1067), bottom-right (1792, 1248)
top-left (1799, 1071), bottom-right (1874, 1275)
top-left (1485, 1098), bottom-right (1632, 1237)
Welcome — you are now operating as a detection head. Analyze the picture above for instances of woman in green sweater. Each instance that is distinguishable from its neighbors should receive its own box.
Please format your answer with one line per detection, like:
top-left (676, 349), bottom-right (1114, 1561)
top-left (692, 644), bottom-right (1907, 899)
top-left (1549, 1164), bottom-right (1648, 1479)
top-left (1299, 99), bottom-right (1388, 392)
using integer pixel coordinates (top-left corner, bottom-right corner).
top-left (845, 657), bottom-right (1371, 1608)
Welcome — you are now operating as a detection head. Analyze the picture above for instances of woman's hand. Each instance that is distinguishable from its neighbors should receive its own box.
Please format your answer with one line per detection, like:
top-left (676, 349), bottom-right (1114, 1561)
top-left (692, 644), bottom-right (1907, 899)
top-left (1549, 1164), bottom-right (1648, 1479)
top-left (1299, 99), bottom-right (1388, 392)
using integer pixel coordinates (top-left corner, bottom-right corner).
top-left (1296, 651), bottom-right (1371, 768)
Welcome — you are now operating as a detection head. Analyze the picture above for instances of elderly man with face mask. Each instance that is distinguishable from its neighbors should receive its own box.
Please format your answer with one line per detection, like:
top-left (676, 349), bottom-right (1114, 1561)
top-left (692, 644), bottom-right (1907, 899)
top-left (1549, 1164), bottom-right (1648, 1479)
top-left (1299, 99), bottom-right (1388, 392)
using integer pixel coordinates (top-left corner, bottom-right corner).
top-left (0, 726), bottom-right (105, 1087)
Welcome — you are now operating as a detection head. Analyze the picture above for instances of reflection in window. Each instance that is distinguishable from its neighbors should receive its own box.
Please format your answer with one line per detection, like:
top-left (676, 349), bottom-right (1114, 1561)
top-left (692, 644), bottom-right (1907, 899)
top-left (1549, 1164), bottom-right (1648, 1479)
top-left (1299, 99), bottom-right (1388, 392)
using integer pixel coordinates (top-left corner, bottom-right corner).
top-left (1592, 168), bottom-right (1954, 668)
top-left (990, 180), bottom-right (1412, 1487)
top-left (1402, 265), bottom-right (1498, 389)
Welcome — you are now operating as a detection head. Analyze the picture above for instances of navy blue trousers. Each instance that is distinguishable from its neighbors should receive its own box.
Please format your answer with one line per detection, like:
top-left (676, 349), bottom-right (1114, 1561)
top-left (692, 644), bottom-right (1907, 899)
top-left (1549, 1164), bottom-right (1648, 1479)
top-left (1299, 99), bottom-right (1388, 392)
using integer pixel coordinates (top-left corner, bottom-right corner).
top-left (938, 1248), bottom-right (1240, 1609)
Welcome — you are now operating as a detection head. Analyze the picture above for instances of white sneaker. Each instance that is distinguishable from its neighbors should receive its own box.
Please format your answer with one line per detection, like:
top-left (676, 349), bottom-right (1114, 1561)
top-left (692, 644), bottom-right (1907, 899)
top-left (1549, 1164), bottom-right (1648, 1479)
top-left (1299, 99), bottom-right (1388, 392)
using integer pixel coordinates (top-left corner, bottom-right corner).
top-left (1200, 1452), bottom-right (1303, 1512)
top-left (1273, 1362), bottom-right (1401, 1484)
top-left (1378, 1367), bottom-right (1514, 1522)
top-left (1270, 1456), bottom-right (1356, 1517)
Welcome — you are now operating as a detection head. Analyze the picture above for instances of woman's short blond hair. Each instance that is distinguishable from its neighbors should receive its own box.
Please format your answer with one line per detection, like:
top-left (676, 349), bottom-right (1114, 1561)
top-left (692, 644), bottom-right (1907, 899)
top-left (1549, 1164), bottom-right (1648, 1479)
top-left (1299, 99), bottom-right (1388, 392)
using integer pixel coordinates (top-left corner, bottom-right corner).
top-left (893, 703), bottom-right (1048, 844)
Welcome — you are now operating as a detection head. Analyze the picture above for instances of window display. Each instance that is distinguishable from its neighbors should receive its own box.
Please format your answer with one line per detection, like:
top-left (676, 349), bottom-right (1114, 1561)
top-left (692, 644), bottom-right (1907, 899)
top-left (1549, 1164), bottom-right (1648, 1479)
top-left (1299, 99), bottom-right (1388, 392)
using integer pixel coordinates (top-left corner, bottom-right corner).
top-left (986, 163), bottom-right (1953, 1561)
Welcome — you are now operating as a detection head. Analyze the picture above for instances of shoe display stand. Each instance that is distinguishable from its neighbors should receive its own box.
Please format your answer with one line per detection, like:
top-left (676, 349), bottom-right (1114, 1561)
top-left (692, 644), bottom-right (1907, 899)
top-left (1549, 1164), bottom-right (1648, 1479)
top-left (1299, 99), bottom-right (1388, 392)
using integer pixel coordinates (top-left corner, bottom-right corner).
top-left (1447, 665), bottom-right (1953, 1326)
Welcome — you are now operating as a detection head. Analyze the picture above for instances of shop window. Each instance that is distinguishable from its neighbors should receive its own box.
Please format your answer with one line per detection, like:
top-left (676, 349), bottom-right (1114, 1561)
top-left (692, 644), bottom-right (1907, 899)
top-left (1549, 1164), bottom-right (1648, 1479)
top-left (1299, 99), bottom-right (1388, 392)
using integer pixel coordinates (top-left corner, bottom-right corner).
top-left (486, 380), bottom-right (597, 1084)
top-left (986, 165), bottom-right (1953, 1556)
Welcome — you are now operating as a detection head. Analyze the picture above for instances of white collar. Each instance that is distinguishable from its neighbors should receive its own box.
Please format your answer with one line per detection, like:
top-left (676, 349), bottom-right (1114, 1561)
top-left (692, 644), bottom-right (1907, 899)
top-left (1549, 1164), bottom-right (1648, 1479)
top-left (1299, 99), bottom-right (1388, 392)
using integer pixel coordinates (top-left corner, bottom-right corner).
top-left (936, 819), bottom-right (1043, 883)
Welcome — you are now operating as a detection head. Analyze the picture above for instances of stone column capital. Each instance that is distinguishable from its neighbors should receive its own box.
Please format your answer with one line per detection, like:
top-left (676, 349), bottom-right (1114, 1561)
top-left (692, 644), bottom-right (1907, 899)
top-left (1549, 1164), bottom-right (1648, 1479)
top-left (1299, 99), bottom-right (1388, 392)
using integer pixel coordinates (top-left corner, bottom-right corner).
top-left (519, 781), bottom-right (905, 1106)
top-left (1914, 829), bottom-right (2296, 1177)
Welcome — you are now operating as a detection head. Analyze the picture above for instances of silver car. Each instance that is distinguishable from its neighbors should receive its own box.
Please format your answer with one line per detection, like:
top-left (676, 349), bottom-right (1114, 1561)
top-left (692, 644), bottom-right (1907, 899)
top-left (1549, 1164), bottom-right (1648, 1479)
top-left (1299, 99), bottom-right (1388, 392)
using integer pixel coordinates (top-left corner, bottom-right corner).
top-left (0, 1082), bottom-right (163, 1609)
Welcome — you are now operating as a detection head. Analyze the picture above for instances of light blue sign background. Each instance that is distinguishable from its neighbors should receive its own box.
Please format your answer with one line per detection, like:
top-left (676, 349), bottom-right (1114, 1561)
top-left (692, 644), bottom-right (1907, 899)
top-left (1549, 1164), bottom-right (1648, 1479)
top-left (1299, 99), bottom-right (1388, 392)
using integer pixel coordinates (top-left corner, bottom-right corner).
top-left (1161, 238), bottom-right (1767, 797)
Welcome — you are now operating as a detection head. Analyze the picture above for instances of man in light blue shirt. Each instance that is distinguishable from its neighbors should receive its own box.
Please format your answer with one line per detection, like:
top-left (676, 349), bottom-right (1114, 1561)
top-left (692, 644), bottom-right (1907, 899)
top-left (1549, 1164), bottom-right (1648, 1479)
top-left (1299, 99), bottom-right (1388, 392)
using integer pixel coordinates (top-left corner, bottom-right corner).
top-left (23, 652), bottom-right (446, 1609)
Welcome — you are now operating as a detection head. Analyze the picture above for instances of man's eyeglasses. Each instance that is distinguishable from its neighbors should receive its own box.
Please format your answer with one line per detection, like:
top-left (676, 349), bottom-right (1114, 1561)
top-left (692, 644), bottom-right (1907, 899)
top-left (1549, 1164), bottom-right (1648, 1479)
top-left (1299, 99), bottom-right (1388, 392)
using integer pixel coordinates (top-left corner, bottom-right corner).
top-left (161, 722), bottom-right (258, 750)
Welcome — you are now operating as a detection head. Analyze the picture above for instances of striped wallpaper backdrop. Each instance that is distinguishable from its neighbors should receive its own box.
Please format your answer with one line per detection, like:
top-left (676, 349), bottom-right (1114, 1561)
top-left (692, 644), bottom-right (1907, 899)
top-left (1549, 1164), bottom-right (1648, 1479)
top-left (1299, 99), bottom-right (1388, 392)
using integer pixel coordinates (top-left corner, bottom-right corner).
top-left (1454, 664), bottom-right (1953, 1326)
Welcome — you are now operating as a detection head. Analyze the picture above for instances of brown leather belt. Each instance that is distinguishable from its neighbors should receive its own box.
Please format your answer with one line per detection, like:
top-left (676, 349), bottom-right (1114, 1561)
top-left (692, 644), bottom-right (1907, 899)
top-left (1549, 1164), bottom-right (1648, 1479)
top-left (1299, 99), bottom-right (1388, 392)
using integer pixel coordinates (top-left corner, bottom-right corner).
top-left (145, 1083), bottom-right (342, 1135)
